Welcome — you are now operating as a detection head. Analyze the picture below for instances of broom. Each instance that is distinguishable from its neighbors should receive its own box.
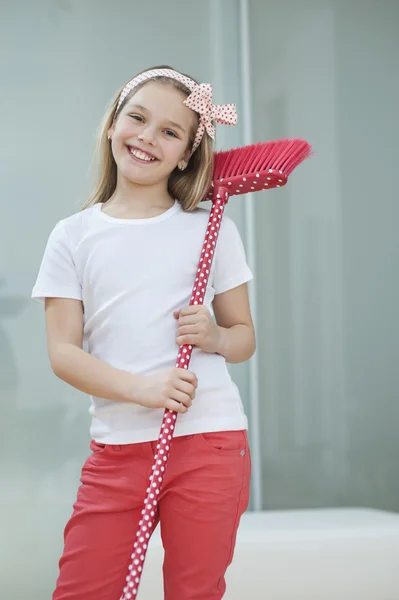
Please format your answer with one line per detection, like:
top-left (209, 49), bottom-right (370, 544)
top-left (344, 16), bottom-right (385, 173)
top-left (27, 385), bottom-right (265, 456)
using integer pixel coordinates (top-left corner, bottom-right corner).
top-left (120, 138), bottom-right (312, 600)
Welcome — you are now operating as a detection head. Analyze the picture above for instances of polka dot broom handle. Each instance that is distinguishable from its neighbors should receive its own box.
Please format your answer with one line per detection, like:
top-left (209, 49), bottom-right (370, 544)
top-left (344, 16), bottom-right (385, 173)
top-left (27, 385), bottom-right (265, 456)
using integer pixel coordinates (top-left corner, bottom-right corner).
top-left (120, 188), bottom-right (230, 600)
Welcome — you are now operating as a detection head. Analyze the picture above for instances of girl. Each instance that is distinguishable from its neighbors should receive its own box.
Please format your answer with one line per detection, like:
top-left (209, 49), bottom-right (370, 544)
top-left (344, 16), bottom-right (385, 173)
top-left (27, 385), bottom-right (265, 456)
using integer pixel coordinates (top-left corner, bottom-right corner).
top-left (32, 66), bottom-right (256, 600)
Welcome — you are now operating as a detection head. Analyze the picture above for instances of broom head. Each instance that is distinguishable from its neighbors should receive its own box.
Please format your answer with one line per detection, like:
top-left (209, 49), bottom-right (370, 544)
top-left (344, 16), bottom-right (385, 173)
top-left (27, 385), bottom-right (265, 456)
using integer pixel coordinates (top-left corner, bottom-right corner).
top-left (204, 138), bottom-right (312, 200)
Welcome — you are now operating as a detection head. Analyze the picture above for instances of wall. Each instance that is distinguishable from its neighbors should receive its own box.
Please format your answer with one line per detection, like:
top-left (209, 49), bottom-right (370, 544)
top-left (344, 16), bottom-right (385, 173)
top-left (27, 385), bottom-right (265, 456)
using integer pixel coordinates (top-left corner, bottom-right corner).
top-left (0, 1), bottom-right (247, 597)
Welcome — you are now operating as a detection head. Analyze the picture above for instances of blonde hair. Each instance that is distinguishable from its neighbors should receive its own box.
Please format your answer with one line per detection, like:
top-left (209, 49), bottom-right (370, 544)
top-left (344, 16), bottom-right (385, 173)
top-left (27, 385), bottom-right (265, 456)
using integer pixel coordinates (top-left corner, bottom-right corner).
top-left (82, 65), bottom-right (214, 212)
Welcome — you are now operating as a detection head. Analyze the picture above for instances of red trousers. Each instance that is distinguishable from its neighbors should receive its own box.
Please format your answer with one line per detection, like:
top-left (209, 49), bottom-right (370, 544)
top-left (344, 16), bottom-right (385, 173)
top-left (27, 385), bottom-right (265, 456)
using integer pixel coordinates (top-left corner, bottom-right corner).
top-left (52, 431), bottom-right (251, 600)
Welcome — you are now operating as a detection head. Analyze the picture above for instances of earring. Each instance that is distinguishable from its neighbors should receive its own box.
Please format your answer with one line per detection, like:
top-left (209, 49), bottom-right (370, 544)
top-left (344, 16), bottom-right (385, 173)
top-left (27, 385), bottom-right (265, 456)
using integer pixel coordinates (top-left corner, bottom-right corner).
top-left (107, 135), bottom-right (112, 141)
top-left (178, 161), bottom-right (187, 171)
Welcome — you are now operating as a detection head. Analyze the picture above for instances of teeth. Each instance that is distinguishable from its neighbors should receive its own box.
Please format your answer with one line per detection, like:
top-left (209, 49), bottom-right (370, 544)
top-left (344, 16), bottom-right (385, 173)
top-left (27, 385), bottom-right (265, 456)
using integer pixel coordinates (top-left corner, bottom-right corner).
top-left (130, 148), bottom-right (155, 162)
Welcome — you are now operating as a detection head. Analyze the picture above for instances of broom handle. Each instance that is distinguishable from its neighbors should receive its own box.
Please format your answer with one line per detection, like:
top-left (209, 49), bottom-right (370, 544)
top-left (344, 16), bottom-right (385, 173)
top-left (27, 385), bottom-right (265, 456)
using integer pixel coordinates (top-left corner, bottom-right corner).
top-left (120, 188), bottom-right (230, 600)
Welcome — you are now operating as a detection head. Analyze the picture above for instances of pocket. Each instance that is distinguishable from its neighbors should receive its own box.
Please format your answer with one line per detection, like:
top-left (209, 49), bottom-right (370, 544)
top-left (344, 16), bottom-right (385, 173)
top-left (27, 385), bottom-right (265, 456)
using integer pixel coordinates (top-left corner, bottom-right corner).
top-left (198, 430), bottom-right (248, 457)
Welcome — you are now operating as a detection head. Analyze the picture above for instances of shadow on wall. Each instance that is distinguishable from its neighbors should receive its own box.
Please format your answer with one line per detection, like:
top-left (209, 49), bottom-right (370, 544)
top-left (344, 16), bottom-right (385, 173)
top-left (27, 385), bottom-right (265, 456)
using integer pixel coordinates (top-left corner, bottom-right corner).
top-left (0, 277), bottom-right (25, 394)
top-left (0, 278), bottom-right (89, 473)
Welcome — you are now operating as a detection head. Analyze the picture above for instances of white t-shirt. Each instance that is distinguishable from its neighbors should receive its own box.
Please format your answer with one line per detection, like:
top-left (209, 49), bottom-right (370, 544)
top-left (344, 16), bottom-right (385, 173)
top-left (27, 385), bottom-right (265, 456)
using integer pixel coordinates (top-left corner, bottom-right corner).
top-left (32, 200), bottom-right (253, 444)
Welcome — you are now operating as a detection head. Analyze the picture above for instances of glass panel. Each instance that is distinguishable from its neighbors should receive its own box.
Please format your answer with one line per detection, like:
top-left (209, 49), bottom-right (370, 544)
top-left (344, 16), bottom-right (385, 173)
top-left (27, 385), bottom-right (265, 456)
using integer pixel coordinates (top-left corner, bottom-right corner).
top-left (249, 0), bottom-right (399, 510)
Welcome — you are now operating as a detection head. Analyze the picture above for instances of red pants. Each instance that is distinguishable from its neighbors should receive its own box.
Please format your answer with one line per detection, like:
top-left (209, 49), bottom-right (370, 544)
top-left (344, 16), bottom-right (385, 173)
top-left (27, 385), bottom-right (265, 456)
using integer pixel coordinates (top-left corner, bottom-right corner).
top-left (53, 430), bottom-right (251, 600)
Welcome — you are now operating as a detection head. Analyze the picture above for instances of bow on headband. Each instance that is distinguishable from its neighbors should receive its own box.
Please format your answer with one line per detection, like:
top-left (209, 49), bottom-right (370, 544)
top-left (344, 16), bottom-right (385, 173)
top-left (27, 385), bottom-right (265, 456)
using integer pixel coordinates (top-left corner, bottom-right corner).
top-left (116, 69), bottom-right (237, 155)
top-left (184, 83), bottom-right (237, 154)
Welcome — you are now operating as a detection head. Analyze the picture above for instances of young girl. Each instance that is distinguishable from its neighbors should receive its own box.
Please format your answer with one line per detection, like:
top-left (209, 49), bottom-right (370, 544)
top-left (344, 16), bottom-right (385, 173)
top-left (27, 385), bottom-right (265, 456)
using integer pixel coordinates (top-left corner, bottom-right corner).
top-left (32, 66), bottom-right (255, 600)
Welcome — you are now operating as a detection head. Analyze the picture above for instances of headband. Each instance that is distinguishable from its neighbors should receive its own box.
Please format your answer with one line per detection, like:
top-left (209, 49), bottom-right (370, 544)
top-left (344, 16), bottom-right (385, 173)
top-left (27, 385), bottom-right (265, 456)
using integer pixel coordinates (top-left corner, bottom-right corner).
top-left (116, 68), bottom-right (237, 155)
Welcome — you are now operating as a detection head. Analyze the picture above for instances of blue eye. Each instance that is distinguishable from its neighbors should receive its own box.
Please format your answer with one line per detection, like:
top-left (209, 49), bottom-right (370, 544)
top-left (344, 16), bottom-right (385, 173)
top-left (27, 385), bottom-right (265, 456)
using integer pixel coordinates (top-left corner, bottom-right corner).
top-left (165, 130), bottom-right (178, 138)
top-left (130, 114), bottom-right (144, 122)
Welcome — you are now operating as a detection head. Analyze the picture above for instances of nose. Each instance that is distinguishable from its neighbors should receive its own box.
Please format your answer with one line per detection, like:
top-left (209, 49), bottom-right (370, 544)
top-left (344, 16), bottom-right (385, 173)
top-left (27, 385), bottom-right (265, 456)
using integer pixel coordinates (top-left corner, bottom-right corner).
top-left (137, 125), bottom-right (157, 146)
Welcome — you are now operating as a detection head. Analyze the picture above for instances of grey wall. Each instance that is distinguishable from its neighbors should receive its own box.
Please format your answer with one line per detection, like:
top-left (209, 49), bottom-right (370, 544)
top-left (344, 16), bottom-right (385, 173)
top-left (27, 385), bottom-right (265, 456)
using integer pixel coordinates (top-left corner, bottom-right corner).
top-left (250, 0), bottom-right (399, 509)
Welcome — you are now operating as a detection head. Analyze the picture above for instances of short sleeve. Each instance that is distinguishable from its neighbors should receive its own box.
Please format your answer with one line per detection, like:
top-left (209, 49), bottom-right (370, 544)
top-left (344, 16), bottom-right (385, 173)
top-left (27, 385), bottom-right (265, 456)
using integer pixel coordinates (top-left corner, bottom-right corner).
top-left (31, 220), bottom-right (82, 304)
top-left (212, 216), bottom-right (253, 295)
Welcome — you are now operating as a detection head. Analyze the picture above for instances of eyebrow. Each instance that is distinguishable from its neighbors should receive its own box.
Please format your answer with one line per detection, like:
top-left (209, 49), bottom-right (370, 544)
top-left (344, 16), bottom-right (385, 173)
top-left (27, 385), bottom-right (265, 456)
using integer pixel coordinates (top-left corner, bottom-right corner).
top-left (126, 103), bottom-right (187, 134)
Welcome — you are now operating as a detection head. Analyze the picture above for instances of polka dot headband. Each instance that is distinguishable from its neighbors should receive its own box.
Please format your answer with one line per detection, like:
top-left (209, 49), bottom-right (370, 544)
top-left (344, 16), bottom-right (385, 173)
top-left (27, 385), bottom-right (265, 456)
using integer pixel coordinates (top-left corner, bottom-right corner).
top-left (116, 68), bottom-right (238, 155)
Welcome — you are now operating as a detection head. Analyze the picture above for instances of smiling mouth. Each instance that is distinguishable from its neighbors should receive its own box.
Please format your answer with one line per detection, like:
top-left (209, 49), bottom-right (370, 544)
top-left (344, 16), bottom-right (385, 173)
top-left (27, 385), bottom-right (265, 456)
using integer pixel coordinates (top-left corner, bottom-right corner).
top-left (127, 146), bottom-right (158, 163)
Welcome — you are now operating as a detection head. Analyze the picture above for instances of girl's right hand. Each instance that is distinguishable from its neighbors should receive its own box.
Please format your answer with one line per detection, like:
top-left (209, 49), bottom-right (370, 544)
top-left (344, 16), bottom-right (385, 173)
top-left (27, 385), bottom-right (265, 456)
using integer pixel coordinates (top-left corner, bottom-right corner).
top-left (135, 368), bottom-right (198, 413)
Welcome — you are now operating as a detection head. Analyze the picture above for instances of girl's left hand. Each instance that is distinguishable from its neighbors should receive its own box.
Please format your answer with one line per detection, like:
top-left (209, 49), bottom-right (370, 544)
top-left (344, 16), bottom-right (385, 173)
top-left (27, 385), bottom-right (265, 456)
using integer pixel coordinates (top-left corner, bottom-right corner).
top-left (174, 306), bottom-right (221, 354)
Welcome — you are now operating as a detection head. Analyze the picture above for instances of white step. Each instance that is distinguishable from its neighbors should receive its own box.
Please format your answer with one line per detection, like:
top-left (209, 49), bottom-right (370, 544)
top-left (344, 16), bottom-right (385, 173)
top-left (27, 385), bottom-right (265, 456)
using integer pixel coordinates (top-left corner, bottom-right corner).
top-left (139, 508), bottom-right (399, 599)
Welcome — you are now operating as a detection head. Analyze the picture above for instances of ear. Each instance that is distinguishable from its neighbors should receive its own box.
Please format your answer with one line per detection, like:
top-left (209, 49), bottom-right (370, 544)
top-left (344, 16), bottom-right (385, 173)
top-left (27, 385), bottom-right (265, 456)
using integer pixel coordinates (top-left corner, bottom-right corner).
top-left (181, 149), bottom-right (191, 164)
top-left (107, 124), bottom-right (115, 140)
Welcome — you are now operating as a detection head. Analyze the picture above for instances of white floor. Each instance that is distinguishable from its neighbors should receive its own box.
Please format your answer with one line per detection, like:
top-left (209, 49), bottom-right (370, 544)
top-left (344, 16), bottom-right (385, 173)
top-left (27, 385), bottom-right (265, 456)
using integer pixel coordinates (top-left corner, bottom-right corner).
top-left (138, 508), bottom-right (399, 600)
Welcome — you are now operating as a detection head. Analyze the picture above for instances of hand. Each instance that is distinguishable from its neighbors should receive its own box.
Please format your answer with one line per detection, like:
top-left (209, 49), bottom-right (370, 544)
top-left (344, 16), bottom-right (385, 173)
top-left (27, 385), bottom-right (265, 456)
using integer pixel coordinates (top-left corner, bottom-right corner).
top-left (135, 368), bottom-right (197, 414)
top-left (174, 305), bottom-right (221, 354)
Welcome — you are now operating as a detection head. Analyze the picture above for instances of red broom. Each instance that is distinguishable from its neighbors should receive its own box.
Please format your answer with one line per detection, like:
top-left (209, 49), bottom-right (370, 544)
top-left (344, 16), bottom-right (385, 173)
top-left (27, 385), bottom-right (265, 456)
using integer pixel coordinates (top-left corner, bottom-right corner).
top-left (120, 138), bottom-right (312, 600)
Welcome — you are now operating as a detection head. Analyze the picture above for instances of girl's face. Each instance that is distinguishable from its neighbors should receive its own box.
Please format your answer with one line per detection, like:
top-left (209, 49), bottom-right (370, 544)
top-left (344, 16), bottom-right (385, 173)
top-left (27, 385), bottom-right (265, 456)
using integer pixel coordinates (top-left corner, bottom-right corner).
top-left (108, 82), bottom-right (197, 188)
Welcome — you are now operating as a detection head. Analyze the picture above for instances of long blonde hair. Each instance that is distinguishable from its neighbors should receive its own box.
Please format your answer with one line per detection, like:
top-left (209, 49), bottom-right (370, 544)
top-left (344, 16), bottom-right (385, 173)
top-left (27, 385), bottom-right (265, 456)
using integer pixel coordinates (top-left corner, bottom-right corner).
top-left (82, 65), bottom-right (214, 212)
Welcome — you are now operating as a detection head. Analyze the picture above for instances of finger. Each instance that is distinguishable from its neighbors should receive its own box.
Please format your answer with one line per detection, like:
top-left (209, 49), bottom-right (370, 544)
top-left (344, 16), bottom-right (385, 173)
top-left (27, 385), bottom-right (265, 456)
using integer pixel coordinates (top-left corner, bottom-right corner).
top-left (176, 369), bottom-right (198, 387)
top-left (170, 390), bottom-right (193, 406)
top-left (177, 334), bottom-right (198, 347)
top-left (177, 325), bottom-right (200, 336)
top-left (178, 306), bottom-right (200, 317)
top-left (177, 315), bottom-right (201, 326)
top-left (173, 311), bottom-right (180, 319)
top-left (166, 399), bottom-right (188, 414)
top-left (175, 379), bottom-right (196, 398)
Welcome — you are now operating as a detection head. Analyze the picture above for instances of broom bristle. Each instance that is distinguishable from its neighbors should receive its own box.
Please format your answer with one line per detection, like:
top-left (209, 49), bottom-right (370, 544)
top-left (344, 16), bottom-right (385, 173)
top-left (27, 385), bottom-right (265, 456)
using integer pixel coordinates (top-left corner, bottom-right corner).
top-left (215, 139), bottom-right (311, 179)
top-left (204, 139), bottom-right (311, 200)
